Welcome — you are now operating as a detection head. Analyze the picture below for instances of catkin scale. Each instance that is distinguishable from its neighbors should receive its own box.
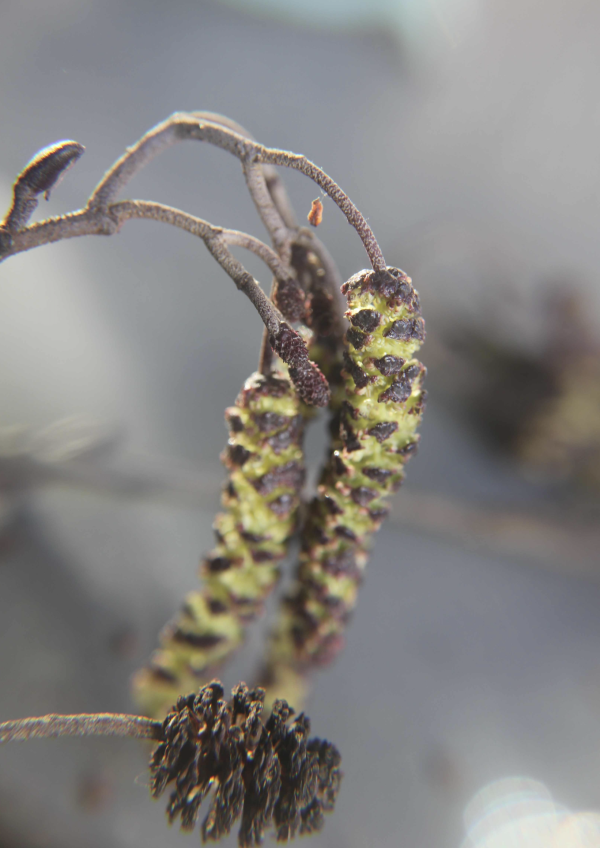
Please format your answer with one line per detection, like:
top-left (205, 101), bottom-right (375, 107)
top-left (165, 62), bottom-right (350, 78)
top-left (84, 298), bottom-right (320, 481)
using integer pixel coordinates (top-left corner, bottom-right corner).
top-left (265, 267), bottom-right (426, 688)
top-left (134, 372), bottom-right (305, 716)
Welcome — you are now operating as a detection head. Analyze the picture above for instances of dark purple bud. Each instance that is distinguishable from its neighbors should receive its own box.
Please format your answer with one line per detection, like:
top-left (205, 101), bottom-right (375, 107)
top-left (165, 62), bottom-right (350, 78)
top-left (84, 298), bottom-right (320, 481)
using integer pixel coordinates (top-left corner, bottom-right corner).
top-left (323, 494), bottom-right (344, 515)
top-left (270, 323), bottom-right (330, 407)
top-left (226, 411), bottom-right (244, 432)
top-left (252, 460), bottom-right (304, 496)
top-left (253, 411), bottom-right (288, 433)
top-left (384, 317), bottom-right (426, 342)
top-left (367, 421), bottom-right (398, 443)
top-left (350, 309), bottom-right (381, 333)
top-left (228, 444), bottom-right (252, 466)
top-left (3, 140), bottom-right (85, 232)
top-left (346, 328), bottom-right (367, 350)
top-left (288, 361), bottom-right (330, 407)
top-left (335, 525), bottom-right (357, 541)
top-left (204, 555), bottom-right (233, 573)
top-left (274, 277), bottom-right (306, 322)
top-left (378, 373), bottom-right (413, 404)
top-left (373, 355), bottom-right (405, 376)
top-left (19, 140), bottom-right (85, 199)
top-left (397, 440), bottom-right (419, 456)
top-left (343, 351), bottom-right (370, 389)
top-left (350, 486), bottom-right (377, 506)
top-left (268, 493), bottom-right (296, 516)
top-left (362, 467), bottom-right (393, 484)
top-left (170, 629), bottom-right (225, 648)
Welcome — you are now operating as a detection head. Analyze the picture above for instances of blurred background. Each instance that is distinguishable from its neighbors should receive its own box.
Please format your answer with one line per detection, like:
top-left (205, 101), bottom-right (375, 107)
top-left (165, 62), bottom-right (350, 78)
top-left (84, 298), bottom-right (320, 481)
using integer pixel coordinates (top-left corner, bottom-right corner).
top-left (1, 0), bottom-right (600, 846)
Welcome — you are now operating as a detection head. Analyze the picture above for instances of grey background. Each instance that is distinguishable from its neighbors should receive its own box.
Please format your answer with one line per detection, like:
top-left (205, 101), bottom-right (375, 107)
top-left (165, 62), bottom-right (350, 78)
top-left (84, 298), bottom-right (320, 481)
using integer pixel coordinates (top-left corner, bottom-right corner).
top-left (1, 1), bottom-right (600, 846)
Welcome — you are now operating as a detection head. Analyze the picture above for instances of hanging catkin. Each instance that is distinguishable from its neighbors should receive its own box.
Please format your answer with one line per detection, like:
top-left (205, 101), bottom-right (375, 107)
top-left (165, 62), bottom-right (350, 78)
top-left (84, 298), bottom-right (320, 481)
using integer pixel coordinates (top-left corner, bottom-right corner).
top-left (134, 371), bottom-right (305, 715)
top-left (264, 267), bottom-right (426, 698)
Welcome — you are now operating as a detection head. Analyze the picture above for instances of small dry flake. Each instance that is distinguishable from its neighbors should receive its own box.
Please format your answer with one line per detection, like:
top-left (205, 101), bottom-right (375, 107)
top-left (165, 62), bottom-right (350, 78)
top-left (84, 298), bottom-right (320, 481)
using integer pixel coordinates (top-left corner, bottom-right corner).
top-left (308, 198), bottom-right (323, 227)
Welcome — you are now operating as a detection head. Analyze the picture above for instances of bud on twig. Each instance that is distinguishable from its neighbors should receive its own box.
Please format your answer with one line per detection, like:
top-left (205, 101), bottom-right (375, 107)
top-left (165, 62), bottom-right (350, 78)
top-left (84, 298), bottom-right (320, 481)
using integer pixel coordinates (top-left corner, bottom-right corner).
top-left (1, 140), bottom-right (84, 233)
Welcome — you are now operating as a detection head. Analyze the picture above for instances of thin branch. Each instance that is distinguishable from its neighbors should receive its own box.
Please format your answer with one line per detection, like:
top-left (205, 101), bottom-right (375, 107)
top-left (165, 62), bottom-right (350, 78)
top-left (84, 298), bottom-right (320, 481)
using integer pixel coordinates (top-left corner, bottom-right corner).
top-left (0, 196), bottom-right (291, 290)
top-left (186, 117), bottom-right (300, 376)
top-left (2, 114), bottom-right (382, 270)
top-left (264, 168), bottom-right (298, 231)
top-left (258, 323), bottom-right (275, 374)
top-left (190, 111), bottom-right (299, 230)
top-left (190, 114), bottom-right (298, 378)
top-left (0, 713), bottom-right (162, 743)
top-left (188, 112), bottom-right (295, 263)
top-left (111, 200), bottom-right (292, 284)
top-left (0, 196), bottom-right (286, 343)
top-left (242, 159), bottom-right (291, 264)
top-left (0, 194), bottom-right (328, 404)
top-left (76, 112), bottom-right (383, 270)
top-left (186, 116), bottom-right (386, 271)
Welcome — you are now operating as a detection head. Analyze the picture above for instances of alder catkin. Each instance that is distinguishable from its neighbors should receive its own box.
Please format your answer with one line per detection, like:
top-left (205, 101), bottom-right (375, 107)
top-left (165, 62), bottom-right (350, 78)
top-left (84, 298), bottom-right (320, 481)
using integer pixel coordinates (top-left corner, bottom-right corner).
top-left (264, 267), bottom-right (426, 689)
top-left (134, 372), bottom-right (306, 716)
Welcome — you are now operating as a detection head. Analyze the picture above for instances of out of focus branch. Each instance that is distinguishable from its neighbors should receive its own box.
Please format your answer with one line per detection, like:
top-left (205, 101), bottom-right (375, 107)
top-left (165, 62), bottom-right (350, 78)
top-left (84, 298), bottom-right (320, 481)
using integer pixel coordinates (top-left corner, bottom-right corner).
top-left (0, 713), bottom-right (161, 744)
top-left (1, 421), bottom-right (598, 581)
top-left (389, 489), bottom-right (600, 580)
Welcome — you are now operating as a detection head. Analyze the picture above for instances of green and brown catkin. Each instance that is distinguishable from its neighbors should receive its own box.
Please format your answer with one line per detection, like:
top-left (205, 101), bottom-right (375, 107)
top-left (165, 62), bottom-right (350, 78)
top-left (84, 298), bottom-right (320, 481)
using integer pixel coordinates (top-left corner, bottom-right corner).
top-left (264, 267), bottom-right (426, 694)
top-left (134, 372), bottom-right (305, 716)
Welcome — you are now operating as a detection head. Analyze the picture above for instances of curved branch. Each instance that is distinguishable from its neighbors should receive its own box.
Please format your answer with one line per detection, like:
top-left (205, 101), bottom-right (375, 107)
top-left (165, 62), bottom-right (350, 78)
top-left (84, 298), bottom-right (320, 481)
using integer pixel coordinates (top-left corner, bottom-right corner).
top-left (187, 116), bottom-right (386, 271)
top-left (0, 192), bottom-right (327, 403)
top-left (242, 159), bottom-right (291, 264)
top-left (111, 200), bottom-right (292, 283)
top-left (0, 713), bottom-right (162, 743)
top-left (84, 112), bottom-right (384, 270)
top-left (190, 111), bottom-right (298, 230)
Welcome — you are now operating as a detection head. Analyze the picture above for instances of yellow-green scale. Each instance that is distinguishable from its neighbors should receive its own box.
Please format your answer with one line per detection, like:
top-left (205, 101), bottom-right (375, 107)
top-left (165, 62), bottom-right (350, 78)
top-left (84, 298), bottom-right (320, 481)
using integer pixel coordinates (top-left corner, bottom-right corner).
top-left (293, 273), bottom-right (425, 642)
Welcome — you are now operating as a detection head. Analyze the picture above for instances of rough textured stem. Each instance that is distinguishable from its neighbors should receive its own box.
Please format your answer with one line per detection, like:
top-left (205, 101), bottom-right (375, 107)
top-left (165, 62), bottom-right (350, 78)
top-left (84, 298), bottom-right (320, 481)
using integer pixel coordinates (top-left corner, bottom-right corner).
top-left (0, 192), bottom-right (331, 399)
top-left (0, 713), bottom-right (161, 743)
top-left (0, 197), bottom-right (289, 293)
top-left (243, 159), bottom-right (292, 265)
top-left (262, 267), bottom-right (427, 701)
top-left (187, 116), bottom-right (386, 271)
top-left (190, 111), bottom-right (299, 232)
top-left (2, 113), bottom-right (383, 271)
top-left (113, 199), bottom-right (291, 282)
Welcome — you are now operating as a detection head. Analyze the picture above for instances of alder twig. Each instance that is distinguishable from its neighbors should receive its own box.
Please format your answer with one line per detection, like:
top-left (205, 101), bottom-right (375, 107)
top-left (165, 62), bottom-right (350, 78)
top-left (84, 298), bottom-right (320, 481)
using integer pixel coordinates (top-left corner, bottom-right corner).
top-left (110, 200), bottom-right (293, 288)
top-left (190, 110), bottom-right (299, 234)
top-left (243, 159), bottom-right (292, 264)
top-left (190, 115), bottom-right (301, 376)
top-left (0, 713), bottom-right (162, 743)
top-left (11, 113), bottom-right (383, 269)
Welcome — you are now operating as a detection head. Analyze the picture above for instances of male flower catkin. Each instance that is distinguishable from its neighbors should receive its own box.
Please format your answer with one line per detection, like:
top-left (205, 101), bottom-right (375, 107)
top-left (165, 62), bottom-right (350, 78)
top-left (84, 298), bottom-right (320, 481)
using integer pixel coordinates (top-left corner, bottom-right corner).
top-left (266, 267), bottom-right (426, 678)
top-left (134, 372), bottom-right (305, 716)
top-left (150, 681), bottom-right (342, 846)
